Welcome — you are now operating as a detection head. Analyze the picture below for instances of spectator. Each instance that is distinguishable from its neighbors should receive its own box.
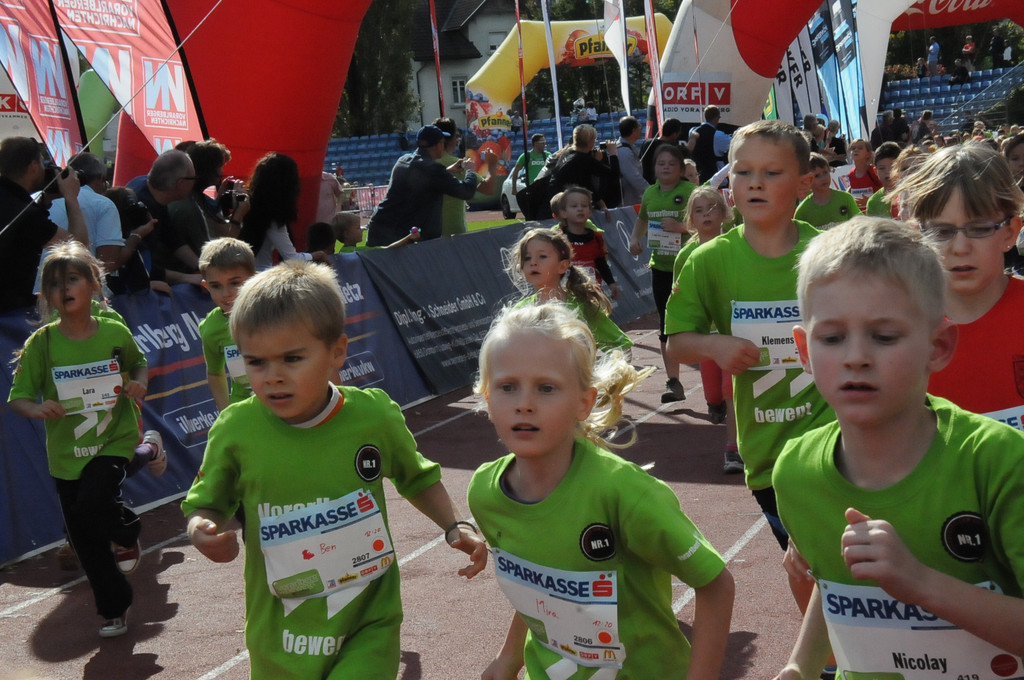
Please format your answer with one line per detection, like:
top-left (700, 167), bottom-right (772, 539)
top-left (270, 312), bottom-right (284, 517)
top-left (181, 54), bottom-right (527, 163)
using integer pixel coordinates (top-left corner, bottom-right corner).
top-left (48, 153), bottom-right (123, 278)
top-left (914, 109), bottom-right (936, 143)
top-left (962, 34), bottom-right (977, 70)
top-left (168, 139), bottom-right (237, 269)
top-left (870, 110), bottom-right (895, 149)
top-left (927, 35), bottom-right (940, 76)
top-left (512, 133), bottom-right (550, 186)
top-left (891, 108), bottom-right (910, 147)
top-left (639, 118), bottom-right (683, 184)
top-left (239, 152), bottom-right (329, 270)
top-left (305, 221), bottom-right (337, 254)
top-left (915, 57), bottom-right (927, 78)
top-left (548, 124), bottom-right (619, 217)
top-left (0, 136), bottom-right (87, 311)
top-left (316, 170), bottom-right (343, 224)
top-left (434, 117), bottom-right (490, 237)
top-left (687, 105), bottom-right (732, 184)
top-left (991, 27), bottom-right (1005, 69)
top-left (949, 58), bottom-right (970, 85)
top-left (104, 186), bottom-right (168, 295)
top-left (126, 149), bottom-right (200, 285)
top-left (365, 125), bottom-right (496, 246)
top-left (824, 119), bottom-right (848, 165)
top-left (509, 111), bottom-right (522, 134)
top-left (616, 115), bottom-right (649, 205)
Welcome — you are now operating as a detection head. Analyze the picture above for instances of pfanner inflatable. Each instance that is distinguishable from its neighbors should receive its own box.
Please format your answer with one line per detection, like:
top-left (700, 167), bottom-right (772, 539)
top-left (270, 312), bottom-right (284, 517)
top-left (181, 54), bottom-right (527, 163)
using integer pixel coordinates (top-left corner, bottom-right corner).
top-left (465, 15), bottom-right (672, 140)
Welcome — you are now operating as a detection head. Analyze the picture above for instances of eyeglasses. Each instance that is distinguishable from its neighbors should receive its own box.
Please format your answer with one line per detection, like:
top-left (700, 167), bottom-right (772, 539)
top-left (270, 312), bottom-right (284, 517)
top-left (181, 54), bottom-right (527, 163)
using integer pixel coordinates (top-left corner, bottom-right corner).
top-left (920, 216), bottom-right (1012, 241)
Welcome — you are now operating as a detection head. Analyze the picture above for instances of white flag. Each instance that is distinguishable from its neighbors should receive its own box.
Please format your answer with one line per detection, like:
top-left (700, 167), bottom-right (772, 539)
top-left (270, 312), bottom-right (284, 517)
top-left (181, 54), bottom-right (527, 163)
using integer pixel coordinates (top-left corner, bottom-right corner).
top-left (604, 0), bottom-right (630, 113)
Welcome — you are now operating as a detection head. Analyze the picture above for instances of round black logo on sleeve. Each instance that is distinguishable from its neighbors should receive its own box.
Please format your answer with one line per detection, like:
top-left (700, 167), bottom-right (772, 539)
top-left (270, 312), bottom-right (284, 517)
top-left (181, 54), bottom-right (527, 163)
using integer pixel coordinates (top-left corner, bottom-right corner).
top-left (941, 511), bottom-right (987, 562)
top-left (355, 445), bottom-right (383, 482)
top-left (580, 523), bottom-right (615, 561)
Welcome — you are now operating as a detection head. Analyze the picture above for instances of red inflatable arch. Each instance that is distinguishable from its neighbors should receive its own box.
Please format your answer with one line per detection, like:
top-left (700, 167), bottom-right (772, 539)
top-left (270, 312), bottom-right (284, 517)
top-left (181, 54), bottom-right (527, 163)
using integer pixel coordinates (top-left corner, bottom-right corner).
top-left (116, 1), bottom-right (372, 246)
top-left (892, 1), bottom-right (1024, 31)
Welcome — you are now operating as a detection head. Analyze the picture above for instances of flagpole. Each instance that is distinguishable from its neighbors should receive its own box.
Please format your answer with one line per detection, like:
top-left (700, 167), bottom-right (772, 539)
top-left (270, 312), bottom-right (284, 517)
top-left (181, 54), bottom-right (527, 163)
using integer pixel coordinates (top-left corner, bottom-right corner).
top-left (514, 0), bottom-right (531, 185)
top-left (428, 0), bottom-right (446, 116)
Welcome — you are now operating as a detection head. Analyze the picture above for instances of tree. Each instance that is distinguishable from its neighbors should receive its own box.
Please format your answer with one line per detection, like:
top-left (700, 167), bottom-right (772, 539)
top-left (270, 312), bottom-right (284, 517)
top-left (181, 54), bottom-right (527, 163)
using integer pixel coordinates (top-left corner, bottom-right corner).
top-left (334, 0), bottom-right (422, 137)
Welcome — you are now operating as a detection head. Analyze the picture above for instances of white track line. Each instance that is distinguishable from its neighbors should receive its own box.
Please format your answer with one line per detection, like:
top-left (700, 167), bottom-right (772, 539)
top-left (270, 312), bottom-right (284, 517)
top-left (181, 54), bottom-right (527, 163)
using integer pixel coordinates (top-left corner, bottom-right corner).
top-left (672, 516), bottom-right (768, 614)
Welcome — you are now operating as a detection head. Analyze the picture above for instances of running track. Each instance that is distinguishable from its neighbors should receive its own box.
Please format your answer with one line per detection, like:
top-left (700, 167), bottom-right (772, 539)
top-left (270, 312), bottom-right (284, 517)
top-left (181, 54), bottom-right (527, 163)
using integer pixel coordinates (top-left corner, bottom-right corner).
top-left (0, 315), bottom-right (803, 679)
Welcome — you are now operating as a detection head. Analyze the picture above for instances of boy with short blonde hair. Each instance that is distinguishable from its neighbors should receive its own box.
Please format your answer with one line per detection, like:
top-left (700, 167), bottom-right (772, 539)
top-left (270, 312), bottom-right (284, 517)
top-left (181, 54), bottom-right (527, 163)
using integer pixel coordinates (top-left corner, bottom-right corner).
top-left (198, 237), bottom-right (257, 411)
top-left (666, 119), bottom-right (832, 539)
top-left (774, 216), bottom-right (1024, 678)
top-left (183, 260), bottom-right (486, 680)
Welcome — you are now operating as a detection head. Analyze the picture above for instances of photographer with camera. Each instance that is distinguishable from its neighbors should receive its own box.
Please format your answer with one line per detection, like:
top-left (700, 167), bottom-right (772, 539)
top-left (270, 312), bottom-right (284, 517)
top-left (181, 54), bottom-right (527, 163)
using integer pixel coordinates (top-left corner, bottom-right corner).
top-left (0, 136), bottom-right (88, 312)
top-left (548, 124), bottom-right (620, 219)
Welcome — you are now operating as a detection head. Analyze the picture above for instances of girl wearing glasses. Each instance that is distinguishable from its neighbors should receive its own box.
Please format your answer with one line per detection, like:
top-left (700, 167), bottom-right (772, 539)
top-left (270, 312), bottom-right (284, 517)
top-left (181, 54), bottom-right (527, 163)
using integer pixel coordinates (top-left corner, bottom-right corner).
top-left (894, 143), bottom-right (1024, 429)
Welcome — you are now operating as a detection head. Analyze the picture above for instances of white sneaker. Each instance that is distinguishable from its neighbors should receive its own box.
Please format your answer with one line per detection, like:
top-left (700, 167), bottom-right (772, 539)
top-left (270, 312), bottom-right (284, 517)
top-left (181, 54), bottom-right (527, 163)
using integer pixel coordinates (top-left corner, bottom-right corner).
top-left (144, 430), bottom-right (166, 477)
top-left (99, 611), bottom-right (128, 638)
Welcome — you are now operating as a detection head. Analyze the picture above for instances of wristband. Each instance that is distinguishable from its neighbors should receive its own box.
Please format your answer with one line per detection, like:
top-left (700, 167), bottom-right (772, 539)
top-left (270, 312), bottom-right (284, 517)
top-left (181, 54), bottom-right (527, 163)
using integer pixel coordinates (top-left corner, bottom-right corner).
top-left (444, 520), bottom-right (477, 539)
top-left (128, 232), bottom-right (141, 242)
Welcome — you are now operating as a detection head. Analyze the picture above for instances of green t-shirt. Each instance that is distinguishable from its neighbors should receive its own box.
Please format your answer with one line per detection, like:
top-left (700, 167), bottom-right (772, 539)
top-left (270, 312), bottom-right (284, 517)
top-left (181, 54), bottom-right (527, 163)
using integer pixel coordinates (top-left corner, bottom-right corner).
top-left (182, 386), bottom-right (442, 679)
top-left (774, 397), bottom-right (1024, 675)
top-left (199, 307), bottom-right (252, 405)
top-left (517, 295), bottom-right (632, 353)
top-left (664, 221), bottom-right (834, 490)
top-left (671, 235), bottom-right (701, 283)
top-left (468, 438), bottom-right (727, 680)
top-left (793, 189), bottom-right (861, 229)
top-left (516, 150), bottom-right (550, 183)
top-left (865, 188), bottom-right (893, 218)
top-left (439, 151), bottom-right (469, 237)
top-left (638, 180), bottom-right (697, 272)
top-left (9, 318), bottom-right (145, 480)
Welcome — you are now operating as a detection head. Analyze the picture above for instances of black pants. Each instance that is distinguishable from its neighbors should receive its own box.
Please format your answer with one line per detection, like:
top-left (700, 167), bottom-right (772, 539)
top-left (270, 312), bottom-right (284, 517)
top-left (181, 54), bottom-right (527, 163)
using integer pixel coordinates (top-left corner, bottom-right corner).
top-left (55, 456), bottom-right (139, 619)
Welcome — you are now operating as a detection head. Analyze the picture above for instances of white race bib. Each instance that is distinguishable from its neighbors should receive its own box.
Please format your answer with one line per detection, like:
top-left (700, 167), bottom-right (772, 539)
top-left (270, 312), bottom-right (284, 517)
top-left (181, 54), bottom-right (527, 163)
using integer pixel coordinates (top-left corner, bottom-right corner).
top-left (223, 344), bottom-right (249, 386)
top-left (52, 358), bottom-right (123, 414)
top-left (730, 300), bottom-right (802, 370)
top-left (819, 579), bottom-right (1023, 679)
top-left (493, 549), bottom-right (624, 670)
top-left (647, 222), bottom-right (681, 256)
top-left (260, 490), bottom-right (393, 618)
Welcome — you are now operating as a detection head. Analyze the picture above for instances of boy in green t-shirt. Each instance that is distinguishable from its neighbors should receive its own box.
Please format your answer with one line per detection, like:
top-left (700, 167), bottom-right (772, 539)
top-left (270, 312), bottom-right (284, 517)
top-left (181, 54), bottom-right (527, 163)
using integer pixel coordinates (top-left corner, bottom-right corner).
top-left (664, 120), bottom-right (835, 624)
top-left (794, 153), bottom-right (861, 229)
top-left (182, 260), bottom-right (486, 680)
top-left (773, 217), bottom-right (1024, 678)
top-left (864, 141), bottom-right (900, 219)
top-left (198, 238), bottom-right (257, 412)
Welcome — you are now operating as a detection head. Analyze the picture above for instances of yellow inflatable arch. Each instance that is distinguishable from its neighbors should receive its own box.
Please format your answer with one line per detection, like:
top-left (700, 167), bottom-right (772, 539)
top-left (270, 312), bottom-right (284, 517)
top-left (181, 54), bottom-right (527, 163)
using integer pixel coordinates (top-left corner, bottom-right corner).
top-left (465, 15), bottom-right (672, 138)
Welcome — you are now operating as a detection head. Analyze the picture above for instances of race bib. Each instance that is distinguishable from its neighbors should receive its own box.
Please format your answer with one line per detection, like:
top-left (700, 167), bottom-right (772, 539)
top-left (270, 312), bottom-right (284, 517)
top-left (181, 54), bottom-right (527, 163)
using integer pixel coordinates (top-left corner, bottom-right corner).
top-left (52, 358), bottom-right (123, 414)
top-left (223, 344), bottom-right (249, 386)
top-left (819, 579), bottom-right (1023, 679)
top-left (260, 489), bottom-right (393, 618)
top-left (730, 300), bottom-right (802, 370)
top-left (493, 549), bottom-right (624, 670)
top-left (647, 221), bottom-right (681, 256)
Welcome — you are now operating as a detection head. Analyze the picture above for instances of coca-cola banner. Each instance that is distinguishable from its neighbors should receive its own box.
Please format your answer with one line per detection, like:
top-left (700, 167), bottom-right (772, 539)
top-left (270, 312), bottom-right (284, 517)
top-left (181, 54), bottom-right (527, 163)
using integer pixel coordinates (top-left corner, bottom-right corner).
top-left (53, 0), bottom-right (204, 153)
top-left (892, 0), bottom-right (1024, 31)
top-left (0, 1), bottom-right (84, 164)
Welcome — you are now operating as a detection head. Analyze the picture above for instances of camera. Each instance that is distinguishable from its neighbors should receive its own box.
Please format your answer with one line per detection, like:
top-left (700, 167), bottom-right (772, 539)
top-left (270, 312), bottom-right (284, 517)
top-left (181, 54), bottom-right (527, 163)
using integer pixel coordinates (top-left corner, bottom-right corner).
top-left (218, 190), bottom-right (247, 217)
top-left (123, 200), bottom-right (151, 229)
top-left (599, 142), bottom-right (608, 150)
top-left (42, 162), bottom-right (88, 194)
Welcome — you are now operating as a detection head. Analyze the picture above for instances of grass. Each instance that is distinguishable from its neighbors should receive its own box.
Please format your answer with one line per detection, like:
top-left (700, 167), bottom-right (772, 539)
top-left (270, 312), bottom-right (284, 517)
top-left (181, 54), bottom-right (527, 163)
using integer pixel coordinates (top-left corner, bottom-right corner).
top-left (467, 218), bottom-right (522, 232)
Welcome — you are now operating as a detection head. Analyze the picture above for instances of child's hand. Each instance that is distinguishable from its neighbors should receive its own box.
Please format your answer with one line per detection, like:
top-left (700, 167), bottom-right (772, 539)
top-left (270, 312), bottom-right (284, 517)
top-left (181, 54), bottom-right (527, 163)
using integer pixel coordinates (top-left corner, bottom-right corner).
top-left (481, 654), bottom-right (523, 680)
top-left (783, 539), bottom-right (815, 585)
top-left (189, 518), bottom-right (240, 563)
top-left (32, 400), bottom-right (66, 419)
top-left (123, 379), bottom-right (147, 401)
top-left (628, 237), bottom-right (643, 256)
top-left (711, 336), bottom-right (763, 374)
top-left (447, 526), bottom-right (488, 578)
top-left (841, 507), bottom-right (925, 604)
top-left (661, 216), bottom-right (686, 233)
top-left (609, 283), bottom-right (622, 300)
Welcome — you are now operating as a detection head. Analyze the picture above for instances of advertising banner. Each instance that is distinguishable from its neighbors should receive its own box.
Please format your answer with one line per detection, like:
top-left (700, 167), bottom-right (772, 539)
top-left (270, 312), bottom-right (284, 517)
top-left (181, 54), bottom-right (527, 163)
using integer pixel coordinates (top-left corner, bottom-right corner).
top-left (0, 1), bottom-right (84, 164)
top-left (53, 0), bottom-right (204, 153)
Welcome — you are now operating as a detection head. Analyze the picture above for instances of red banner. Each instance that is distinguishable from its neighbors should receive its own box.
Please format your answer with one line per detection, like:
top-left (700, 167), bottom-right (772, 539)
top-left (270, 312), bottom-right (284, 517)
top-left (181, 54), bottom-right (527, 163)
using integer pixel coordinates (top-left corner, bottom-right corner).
top-left (892, 0), bottom-right (1024, 31)
top-left (53, 0), bottom-right (204, 154)
top-left (0, 1), bottom-right (84, 164)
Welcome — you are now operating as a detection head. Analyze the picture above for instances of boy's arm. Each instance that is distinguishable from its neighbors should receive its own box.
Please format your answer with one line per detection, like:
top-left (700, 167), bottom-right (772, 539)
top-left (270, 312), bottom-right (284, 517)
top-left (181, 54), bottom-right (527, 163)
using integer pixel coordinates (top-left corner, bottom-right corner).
top-left (207, 372), bottom-right (230, 412)
top-left (186, 509), bottom-right (240, 563)
top-left (775, 583), bottom-right (833, 680)
top-left (406, 480), bottom-right (488, 578)
top-left (843, 508), bottom-right (1024, 656)
top-left (481, 613), bottom-right (527, 680)
top-left (666, 331), bottom-right (762, 373)
top-left (686, 569), bottom-right (735, 680)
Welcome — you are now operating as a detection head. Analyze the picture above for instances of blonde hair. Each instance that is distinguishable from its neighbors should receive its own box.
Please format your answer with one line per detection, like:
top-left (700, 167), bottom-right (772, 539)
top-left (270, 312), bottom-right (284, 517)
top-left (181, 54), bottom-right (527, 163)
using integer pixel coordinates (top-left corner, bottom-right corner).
top-left (508, 228), bottom-right (610, 316)
top-left (730, 120), bottom-right (811, 174)
top-left (685, 186), bottom-right (727, 233)
top-left (198, 237), bottom-right (255, 277)
top-left (230, 260), bottom-right (345, 345)
top-left (38, 241), bottom-right (105, 321)
top-left (797, 216), bottom-right (945, 325)
top-left (572, 124), bottom-right (597, 148)
top-left (892, 143), bottom-right (1024, 223)
top-left (475, 302), bottom-right (651, 449)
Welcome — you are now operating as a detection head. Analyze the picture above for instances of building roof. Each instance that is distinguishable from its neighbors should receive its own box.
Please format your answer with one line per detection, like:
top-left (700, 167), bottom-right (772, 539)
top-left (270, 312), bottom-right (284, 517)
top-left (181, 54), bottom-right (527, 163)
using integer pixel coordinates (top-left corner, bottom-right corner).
top-left (412, 0), bottom-right (486, 62)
